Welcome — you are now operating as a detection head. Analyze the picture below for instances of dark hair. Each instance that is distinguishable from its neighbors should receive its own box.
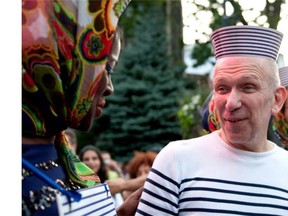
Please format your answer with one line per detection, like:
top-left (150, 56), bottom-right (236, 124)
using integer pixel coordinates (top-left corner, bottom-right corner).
top-left (78, 145), bottom-right (108, 183)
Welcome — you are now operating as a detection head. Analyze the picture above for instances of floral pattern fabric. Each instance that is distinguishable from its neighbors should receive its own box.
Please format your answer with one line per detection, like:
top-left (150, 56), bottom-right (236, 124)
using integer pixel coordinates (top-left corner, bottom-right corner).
top-left (22, 0), bottom-right (130, 187)
top-left (273, 110), bottom-right (288, 149)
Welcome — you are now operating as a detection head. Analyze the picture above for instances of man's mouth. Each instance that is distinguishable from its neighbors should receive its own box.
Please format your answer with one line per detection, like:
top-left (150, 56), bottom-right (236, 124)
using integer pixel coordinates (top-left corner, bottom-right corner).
top-left (224, 118), bottom-right (246, 123)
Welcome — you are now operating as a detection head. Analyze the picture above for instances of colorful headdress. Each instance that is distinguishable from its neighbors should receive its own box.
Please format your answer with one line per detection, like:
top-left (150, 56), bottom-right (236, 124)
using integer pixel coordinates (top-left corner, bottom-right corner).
top-left (22, 0), bottom-right (130, 187)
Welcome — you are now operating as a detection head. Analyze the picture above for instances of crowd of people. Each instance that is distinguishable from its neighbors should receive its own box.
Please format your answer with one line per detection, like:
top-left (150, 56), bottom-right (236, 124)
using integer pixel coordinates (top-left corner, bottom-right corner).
top-left (22, 0), bottom-right (288, 215)
top-left (64, 128), bottom-right (158, 209)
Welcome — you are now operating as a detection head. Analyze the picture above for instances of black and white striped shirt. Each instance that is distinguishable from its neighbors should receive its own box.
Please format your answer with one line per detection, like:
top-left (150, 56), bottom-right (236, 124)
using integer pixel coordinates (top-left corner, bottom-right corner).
top-left (136, 131), bottom-right (288, 215)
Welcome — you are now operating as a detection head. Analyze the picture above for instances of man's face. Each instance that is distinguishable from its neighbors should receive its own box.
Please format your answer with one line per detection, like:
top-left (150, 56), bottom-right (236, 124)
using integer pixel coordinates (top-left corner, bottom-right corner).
top-left (213, 56), bottom-right (276, 149)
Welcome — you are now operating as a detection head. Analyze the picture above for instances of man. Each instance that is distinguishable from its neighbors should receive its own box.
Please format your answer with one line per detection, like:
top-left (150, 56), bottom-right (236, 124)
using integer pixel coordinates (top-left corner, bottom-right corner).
top-left (136, 25), bottom-right (288, 215)
top-left (64, 128), bottom-right (78, 154)
top-left (22, 1), bottom-right (141, 215)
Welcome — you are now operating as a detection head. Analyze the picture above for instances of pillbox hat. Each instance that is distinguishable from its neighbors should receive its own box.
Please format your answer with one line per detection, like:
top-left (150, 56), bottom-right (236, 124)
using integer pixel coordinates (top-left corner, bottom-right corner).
top-left (211, 25), bottom-right (283, 61)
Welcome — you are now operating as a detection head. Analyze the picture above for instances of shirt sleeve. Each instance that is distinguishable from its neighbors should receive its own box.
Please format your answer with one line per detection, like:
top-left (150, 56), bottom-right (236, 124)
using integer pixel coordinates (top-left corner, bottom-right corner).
top-left (136, 142), bottom-right (181, 216)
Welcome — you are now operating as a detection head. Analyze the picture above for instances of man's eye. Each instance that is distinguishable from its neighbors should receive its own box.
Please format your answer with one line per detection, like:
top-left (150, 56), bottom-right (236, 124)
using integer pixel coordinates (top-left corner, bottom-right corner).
top-left (243, 85), bottom-right (255, 92)
top-left (216, 86), bottom-right (228, 94)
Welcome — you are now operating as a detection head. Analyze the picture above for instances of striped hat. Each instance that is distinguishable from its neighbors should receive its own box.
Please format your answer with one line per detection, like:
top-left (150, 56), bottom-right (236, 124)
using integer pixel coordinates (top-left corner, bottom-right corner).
top-left (211, 25), bottom-right (283, 61)
top-left (279, 67), bottom-right (288, 87)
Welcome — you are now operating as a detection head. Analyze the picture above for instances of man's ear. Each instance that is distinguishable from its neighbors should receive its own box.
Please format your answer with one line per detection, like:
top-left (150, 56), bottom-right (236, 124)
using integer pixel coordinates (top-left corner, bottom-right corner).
top-left (271, 86), bottom-right (287, 115)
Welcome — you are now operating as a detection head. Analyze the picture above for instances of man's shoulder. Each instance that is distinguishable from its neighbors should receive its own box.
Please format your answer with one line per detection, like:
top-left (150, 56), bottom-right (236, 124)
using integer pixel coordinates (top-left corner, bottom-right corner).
top-left (166, 132), bottom-right (217, 150)
top-left (171, 132), bottom-right (215, 143)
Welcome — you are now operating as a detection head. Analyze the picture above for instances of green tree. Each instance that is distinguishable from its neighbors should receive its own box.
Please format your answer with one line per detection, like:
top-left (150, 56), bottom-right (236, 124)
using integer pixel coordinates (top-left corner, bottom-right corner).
top-left (177, 85), bottom-right (211, 139)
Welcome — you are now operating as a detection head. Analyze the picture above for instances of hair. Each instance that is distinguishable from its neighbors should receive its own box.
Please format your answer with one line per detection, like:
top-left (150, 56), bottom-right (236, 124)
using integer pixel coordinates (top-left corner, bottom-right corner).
top-left (64, 128), bottom-right (77, 142)
top-left (78, 145), bottom-right (108, 183)
top-left (261, 58), bottom-right (280, 90)
top-left (64, 128), bottom-right (78, 153)
top-left (127, 151), bottom-right (157, 179)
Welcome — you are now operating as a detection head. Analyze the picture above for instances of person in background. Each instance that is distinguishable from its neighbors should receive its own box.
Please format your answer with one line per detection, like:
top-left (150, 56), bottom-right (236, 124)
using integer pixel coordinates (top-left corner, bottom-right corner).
top-left (78, 145), bottom-right (108, 183)
top-left (107, 149), bottom-right (159, 200)
top-left (107, 173), bottom-right (147, 199)
top-left (136, 25), bottom-right (288, 215)
top-left (120, 151), bottom-right (157, 199)
top-left (199, 91), bottom-right (215, 133)
top-left (273, 66), bottom-right (288, 149)
top-left (22, 1), bottom-right (141, 215)
top-left (106, 151), bottom-right (157, 200)
top-left (127, 151), bottom-right (157, 179)
top-left (64, 128), bottom-right (78, 154)
top-left (78, 145), bottom-right (124, 208)
top-left (101, 151), bottom-right (124, 179)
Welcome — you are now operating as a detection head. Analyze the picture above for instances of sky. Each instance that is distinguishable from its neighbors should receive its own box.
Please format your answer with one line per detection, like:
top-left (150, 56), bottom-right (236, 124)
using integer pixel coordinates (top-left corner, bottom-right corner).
top-left (182, 0), bottom-right (288, 65)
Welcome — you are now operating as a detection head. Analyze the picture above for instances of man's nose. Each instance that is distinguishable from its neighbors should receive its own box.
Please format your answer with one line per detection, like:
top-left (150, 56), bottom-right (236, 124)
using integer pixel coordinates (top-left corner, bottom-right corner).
top-left (225, 89), bottom-right (241, 111)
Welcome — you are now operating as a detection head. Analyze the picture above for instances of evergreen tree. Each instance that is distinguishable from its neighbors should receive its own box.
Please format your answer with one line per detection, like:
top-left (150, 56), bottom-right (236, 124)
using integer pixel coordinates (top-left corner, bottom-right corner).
top-left (92, 2), bottom-right (186, 161)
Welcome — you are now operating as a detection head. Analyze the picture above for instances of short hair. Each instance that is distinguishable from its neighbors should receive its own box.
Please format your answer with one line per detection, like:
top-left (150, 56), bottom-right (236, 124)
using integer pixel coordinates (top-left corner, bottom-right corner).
top-left (64, 128), bottom-right (77, 146)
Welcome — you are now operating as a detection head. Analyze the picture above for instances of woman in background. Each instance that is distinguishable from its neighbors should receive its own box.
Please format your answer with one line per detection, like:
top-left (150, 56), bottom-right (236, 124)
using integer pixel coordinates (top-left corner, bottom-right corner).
top-left (78, 145), bottom-right (108, 183)
top-left (79, 145), bottom-right (124, 208)
top-left (127, 151), bottom-right (157, 179)
top-left (107, 151), bottom-right (158, 199)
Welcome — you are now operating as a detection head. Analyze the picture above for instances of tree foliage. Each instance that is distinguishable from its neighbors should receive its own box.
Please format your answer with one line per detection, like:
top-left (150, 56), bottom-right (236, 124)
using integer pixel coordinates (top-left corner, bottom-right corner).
top-left (191, 0), bottom-right (285, 66)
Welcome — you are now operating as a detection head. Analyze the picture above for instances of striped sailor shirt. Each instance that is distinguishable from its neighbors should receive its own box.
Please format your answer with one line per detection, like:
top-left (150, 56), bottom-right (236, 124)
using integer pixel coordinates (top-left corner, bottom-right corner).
top-left (136, 131), bottom-right (288, 215)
